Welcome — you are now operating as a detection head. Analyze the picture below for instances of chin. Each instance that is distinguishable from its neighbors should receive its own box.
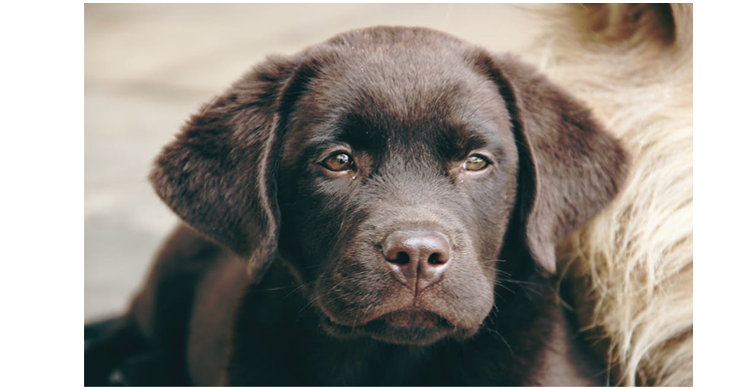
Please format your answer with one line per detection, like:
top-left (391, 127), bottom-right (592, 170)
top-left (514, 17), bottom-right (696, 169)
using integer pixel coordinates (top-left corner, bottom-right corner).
top-left (320, 308), bottom-right (480, 346)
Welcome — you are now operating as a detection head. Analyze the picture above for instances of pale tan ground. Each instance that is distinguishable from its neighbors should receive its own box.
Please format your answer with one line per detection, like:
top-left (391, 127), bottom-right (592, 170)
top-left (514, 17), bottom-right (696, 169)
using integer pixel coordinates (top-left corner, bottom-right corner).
top-left (84, 3), bottom-right (544, 321)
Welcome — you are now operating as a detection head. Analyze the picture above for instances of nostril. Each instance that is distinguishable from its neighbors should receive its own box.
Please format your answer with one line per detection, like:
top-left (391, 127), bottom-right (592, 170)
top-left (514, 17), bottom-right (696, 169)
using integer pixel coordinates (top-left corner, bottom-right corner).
top-left (427, 253), bottom-right (445, 265)
top-left (389, 251), bottom-right (410, 265)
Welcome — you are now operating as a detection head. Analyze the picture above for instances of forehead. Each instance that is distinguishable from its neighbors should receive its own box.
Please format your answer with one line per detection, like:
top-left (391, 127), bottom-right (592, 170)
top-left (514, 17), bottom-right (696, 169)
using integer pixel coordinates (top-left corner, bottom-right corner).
top-left (286, 44), bottom-right (512, 158)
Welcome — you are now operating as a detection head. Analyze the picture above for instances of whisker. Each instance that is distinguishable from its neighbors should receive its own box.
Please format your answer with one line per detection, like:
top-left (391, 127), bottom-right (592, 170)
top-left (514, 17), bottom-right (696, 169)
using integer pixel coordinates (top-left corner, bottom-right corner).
top-left (484, 327), bottom-right (515, 357)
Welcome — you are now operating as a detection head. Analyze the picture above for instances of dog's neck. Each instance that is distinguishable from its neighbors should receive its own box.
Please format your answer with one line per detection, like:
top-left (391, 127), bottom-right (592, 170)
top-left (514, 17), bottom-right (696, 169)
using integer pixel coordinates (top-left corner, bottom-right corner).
top-left (223, 261), bottom-right (605, 386)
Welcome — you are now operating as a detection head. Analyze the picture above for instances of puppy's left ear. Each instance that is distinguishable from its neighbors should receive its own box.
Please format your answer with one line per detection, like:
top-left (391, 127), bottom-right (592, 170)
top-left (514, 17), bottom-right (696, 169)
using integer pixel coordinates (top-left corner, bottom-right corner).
top-left (149, 55), bottom-right (318, 282)
top-left (476, 53), bottom-right (629, 274)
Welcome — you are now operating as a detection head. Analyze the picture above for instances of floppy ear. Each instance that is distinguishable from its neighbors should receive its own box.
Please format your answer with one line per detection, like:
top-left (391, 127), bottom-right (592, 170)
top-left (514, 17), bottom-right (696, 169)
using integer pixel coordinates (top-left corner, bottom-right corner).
top-left (477, 53), bottom-right (629, 274)
top-left (150, 55), bottom-right (308, 282)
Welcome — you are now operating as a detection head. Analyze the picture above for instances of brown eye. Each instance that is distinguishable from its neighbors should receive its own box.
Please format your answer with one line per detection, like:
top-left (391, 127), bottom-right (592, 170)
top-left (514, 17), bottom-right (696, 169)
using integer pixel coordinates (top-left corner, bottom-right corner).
top-left (323, 152), bottom-right (354, 171)
top-left (463, 155), bottom-right (489, 171)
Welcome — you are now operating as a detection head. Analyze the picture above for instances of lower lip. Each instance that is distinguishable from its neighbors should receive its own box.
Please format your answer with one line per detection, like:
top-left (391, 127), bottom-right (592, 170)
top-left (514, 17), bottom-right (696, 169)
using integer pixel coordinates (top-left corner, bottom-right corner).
top-left (378, 310), bottom-right (443, 329)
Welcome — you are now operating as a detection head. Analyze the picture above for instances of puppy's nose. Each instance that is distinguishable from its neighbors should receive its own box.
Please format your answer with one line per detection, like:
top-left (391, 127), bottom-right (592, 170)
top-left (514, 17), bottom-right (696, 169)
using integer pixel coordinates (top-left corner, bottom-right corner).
top-left (382, 230), bottom-right (452, 294)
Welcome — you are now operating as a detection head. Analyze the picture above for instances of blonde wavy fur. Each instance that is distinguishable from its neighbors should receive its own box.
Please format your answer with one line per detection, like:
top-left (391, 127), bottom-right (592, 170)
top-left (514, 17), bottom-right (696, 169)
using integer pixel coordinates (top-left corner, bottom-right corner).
top-left (523, 4), bottom-right (693, 386)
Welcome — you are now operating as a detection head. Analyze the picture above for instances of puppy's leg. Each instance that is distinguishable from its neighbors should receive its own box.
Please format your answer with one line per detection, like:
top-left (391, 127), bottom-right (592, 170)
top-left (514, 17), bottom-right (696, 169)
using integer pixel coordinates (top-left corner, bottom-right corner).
top-left (84, 315), bottom-right (148, 386)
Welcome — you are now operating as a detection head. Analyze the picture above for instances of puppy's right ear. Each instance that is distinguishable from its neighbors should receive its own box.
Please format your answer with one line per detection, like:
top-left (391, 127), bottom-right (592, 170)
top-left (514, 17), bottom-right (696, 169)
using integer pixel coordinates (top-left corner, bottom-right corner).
top-left (150, 55), bottom-right (300, 282)
top-left (475, 53), bottom-right (629, 275)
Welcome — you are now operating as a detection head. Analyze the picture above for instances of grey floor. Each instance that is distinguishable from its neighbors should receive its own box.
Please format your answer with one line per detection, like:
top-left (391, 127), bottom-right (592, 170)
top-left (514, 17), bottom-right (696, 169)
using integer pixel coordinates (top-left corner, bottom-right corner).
top-left (84, 4), bottom-right (543, 322)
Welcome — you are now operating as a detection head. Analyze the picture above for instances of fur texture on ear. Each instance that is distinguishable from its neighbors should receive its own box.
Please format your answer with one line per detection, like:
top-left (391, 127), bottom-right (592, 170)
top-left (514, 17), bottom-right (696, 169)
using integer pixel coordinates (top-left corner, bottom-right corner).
top-left (150, 55), bottom-right (304, 282)
top-left (476, 53), bottom-right (629, 274)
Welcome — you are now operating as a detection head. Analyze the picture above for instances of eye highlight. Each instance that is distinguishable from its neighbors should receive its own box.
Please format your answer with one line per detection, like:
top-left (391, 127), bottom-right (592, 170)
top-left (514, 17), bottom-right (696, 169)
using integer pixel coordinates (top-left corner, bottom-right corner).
top-left (462, 155), bottom-right (490, 172)
top-left (322, 152), bottom-right (355, 172)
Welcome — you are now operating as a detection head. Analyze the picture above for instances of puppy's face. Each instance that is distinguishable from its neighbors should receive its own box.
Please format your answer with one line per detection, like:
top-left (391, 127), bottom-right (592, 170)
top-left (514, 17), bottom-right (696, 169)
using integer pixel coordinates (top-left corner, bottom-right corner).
top-left (151, 27), bottom-right (628, 349)
top-left (277, 47), bottom-right (519, 345)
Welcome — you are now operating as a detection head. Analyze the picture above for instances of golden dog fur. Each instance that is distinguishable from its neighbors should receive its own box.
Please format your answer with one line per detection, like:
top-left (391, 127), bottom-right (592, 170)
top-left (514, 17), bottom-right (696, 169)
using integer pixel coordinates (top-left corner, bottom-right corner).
top-left (523, 4), bottom-right (693, 386)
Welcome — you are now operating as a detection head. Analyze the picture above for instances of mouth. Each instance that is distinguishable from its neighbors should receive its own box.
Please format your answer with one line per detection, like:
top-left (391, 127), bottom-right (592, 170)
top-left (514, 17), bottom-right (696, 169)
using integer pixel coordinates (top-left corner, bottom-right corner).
top-left (321, 309), bottom-right (456, 345)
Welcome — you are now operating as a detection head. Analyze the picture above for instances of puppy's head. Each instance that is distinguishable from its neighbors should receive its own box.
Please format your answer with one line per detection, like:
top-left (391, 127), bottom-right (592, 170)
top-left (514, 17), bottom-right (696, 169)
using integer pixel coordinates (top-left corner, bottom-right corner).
top-left (151, 27), bottom-right (628, 346)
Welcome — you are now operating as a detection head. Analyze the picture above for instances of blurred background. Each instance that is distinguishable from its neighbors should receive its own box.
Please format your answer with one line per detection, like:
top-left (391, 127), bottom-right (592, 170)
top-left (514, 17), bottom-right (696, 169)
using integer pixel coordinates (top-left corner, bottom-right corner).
top-left (84, 3), bottom-right (544, 322)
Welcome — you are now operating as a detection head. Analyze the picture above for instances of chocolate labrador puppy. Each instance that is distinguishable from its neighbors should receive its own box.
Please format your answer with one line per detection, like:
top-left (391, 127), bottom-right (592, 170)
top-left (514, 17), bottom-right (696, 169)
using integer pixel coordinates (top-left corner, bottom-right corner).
top-left (85, 26), bottom-right (628, 386)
